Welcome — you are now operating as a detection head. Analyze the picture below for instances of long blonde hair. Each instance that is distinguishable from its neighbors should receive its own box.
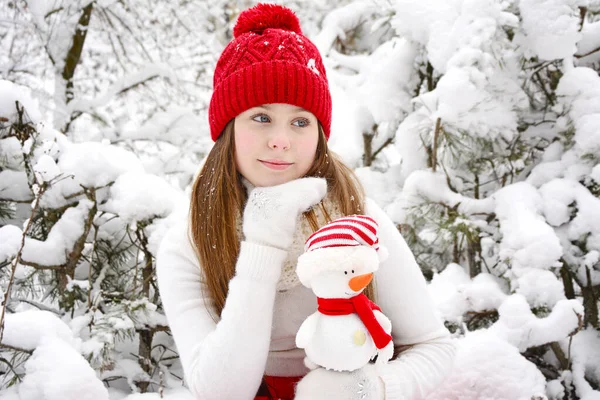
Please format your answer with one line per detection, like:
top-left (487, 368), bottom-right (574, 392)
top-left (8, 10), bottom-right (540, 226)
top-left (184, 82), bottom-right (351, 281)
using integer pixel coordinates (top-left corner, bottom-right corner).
top-left (189, 120), bottom-right (373, 318)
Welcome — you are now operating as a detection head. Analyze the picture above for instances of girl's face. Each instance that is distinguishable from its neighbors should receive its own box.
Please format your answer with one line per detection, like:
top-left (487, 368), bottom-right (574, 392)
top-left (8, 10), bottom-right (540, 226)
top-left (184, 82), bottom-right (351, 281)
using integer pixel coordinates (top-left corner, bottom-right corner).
top-left (234, 103), bottom-right (320, 187)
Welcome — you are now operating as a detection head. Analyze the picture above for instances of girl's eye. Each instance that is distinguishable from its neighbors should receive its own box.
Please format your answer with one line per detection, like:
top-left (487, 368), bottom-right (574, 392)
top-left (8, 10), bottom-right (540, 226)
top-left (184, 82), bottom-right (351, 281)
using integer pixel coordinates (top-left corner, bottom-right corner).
top-left (292, 118), bottom-right (309, 128)
top-left (252, 114), bottom-right (270, 123)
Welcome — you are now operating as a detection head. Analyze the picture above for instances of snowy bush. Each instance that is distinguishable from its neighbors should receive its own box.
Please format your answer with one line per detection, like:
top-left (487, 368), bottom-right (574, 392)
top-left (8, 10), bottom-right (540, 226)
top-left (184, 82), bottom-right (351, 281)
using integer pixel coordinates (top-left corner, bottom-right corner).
top-left (1, 0), bottom-right (600, 399)
top-left (320, 0), bottom-right (600, 397)
top-left (0, 79), bottom-right (190, 397)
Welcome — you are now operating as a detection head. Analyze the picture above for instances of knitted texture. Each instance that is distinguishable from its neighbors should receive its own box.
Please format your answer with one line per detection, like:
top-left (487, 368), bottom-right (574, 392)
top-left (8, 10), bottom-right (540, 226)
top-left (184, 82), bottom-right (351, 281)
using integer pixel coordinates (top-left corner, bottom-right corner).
top-left (278, 197), bottom-right (342, 291)
top-left (317, 295), bottom-right (393, 349)
top-left (208, 3), bottom-right (332, 141)
top-left (236, 195), bottom-right (343, 291)
top-left (304, 215), bottom-right (380, 252)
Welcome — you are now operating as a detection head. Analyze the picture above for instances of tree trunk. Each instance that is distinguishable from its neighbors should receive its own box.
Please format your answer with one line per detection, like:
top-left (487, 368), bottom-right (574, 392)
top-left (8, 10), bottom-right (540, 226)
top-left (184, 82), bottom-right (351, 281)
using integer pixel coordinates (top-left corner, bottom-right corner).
top-left (560, 264), bottom-right (575, 300)
top-left (137, 328), bottom-right (154, 393)
top-left (136, 228), bottom-right (156, 392)
top-left (363, 132), bottom-right (373, 167)
top-left (581, 266), bottom-right (599, 329)
top-left (467, 234), bottom-right (482, 278)
top-left (62, 2), bottom-right (94, 104)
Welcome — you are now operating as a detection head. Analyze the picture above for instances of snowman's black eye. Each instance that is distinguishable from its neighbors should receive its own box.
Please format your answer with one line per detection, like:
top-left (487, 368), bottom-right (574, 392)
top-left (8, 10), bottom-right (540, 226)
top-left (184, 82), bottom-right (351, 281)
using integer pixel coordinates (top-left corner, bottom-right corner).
top-left (344, 271), bottom-right (348, 275)
top-left (352, 270), bottom-right (355, 274)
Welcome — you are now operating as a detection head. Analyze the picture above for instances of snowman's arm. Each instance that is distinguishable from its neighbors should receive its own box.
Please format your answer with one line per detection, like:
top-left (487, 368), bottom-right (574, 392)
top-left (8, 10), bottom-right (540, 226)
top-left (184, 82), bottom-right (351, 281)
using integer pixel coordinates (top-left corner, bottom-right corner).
top-left (374, 310), bottom-right (392, 334)
top-left (295, 312), bottom-right (319, 349)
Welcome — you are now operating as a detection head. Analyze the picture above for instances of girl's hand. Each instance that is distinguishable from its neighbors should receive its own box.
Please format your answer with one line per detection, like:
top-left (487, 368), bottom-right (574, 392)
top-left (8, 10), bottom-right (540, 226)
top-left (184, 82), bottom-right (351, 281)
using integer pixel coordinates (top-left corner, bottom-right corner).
top-left (242, 177), bottom-right (327, 250)
top-left (294, 364), bottom-right (384, 400)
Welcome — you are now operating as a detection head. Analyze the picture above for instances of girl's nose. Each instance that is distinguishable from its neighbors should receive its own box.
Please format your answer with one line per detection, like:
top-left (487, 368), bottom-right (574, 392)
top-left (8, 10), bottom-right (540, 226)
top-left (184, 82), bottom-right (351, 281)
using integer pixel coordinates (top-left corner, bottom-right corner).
top-left (268, 131), bottom-right (291, 150)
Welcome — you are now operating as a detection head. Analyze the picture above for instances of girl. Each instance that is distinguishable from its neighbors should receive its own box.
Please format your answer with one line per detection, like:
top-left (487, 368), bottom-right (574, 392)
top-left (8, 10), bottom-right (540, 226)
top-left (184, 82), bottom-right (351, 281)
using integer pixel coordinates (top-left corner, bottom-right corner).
top-left (156, 3), bottom-right (455, 400)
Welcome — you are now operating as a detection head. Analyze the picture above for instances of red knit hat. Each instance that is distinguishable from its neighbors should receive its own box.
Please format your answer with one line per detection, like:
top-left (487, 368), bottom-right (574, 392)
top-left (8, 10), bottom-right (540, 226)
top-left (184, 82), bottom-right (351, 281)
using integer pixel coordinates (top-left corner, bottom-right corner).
top-left (208, 3), bottom-right (332, 141)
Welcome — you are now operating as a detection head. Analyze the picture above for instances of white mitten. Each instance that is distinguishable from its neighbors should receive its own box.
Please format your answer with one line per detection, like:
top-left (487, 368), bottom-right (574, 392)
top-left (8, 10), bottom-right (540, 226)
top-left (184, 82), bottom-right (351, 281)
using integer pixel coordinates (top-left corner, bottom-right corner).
top-left (294, 364), bottom-right (384, 400)
top-left (242, 177), bottom-right (327, 250)
top-left (376, 342), bottom-right (394, 374)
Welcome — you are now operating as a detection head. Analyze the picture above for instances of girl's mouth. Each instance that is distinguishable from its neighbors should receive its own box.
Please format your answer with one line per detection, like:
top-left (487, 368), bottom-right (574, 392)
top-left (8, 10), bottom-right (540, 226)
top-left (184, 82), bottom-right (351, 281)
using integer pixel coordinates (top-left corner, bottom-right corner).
top-left (259, 160), bottom-right (293, 170)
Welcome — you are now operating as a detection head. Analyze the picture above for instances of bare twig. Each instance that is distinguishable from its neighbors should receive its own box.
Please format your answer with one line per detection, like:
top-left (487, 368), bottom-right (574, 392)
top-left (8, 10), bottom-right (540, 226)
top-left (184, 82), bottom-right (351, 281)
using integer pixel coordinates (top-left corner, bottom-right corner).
top-left (533, 70), bottom-right (555, 106)
top-left (371, 137), bottom-right (394, 161)
top-left (14, 298), bottom-right (62, 315)
top-left (550, 342), bottom-right (569, 370)
top-left (0, 342), bottom-right (33, 355)
top-left (575, 45), bottom-right (600, 59)
top-left (87, 223), bottom-right (100, 309)
top-left (44, 7), bottom-right (65, 19)
top-left (578, 7), bottom-right (587, 32)
top-left (432, 117), bottom-right (441, 172)
top-left (0, 182), bottom-right (47, 343)
top-left (16, 259), bottom-right (63, 271)
top-left (60, 189), bottom-right (98, 294)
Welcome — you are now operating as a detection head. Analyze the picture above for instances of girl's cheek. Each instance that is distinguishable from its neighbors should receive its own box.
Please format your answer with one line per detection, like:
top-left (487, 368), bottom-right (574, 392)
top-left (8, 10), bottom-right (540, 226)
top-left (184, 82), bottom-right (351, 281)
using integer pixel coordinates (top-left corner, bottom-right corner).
top-left (235, 129), bottom-right (255, 148)
top-left (299, 132), bottom-right (319, 155)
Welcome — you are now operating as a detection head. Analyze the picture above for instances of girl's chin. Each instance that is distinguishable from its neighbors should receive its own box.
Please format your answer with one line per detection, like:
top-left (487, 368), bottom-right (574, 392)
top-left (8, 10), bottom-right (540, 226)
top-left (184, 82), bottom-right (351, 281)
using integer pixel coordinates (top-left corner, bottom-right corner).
top-left (252, 172), bottom-right (299, 187)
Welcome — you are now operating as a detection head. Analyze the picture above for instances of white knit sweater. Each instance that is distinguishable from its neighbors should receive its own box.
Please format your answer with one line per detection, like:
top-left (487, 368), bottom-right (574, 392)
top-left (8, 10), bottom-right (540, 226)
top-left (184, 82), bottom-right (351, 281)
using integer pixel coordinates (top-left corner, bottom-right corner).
top-left (156, 198), bottom-right (456, 399)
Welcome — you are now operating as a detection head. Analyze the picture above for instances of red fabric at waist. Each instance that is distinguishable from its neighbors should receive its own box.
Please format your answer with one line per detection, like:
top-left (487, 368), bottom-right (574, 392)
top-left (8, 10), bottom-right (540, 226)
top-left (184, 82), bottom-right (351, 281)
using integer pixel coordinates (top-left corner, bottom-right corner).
top-left (254, 375), bottom-right (303, 400)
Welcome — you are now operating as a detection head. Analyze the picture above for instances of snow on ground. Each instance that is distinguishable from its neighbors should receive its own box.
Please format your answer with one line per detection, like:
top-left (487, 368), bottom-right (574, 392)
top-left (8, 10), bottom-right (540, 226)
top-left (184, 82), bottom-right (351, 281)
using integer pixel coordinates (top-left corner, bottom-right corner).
top-left (17, 336), bottom-right (109, 400)
top-left (2, 310), bottom-right (78, 351)
top-left (425, 330), bottom-right (547, 400)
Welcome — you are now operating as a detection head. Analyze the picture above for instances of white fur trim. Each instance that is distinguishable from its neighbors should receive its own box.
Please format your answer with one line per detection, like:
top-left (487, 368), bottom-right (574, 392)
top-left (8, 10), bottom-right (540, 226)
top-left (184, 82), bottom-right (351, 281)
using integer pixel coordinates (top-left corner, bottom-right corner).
top-left (296, 246), bottom-right (380, 288)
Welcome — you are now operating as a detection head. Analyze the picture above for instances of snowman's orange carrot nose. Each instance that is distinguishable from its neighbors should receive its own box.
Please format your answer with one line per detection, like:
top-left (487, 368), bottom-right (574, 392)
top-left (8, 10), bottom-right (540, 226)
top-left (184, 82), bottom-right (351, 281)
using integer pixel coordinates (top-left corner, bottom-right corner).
top-left (348, 273), bottom-right (373, 292)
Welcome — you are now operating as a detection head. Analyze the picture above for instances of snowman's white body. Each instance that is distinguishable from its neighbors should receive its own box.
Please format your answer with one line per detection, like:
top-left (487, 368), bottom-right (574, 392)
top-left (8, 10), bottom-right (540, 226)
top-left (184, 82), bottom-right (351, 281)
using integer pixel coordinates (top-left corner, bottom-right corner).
top-left (297, 309), bottom-right (391, 372)
top-left (295, 228), bottom-right (394, 372)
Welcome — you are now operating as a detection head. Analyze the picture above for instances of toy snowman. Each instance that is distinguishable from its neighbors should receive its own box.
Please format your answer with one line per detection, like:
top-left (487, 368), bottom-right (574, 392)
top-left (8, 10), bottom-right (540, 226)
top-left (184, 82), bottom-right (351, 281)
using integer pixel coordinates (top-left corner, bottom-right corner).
top-left (295, 215), bottom-right (394, 372)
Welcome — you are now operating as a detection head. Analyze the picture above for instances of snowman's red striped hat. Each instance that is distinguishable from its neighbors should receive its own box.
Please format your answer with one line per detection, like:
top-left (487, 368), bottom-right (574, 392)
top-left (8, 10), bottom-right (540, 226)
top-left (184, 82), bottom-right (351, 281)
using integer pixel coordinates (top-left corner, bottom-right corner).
top-left (297, 215), bottom-right (387, 288)
top-left (304, 215), bottom-right (380, 252)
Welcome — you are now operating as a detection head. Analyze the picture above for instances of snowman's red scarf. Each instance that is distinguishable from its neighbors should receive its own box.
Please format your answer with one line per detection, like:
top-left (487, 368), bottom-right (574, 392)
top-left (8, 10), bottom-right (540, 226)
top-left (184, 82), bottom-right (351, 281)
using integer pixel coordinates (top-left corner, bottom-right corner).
top-left (317, 294), bottom-right (392, 349)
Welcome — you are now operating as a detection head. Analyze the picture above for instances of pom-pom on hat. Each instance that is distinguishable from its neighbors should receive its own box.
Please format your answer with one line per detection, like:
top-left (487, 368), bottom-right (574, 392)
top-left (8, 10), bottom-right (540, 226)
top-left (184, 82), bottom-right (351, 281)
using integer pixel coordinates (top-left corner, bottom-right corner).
top-left (297, 216), bottom-right (388, 288)
top-left (232, 3), bottom-right (302, 37)
top-left (208, 3), bottom-right (332, 141)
